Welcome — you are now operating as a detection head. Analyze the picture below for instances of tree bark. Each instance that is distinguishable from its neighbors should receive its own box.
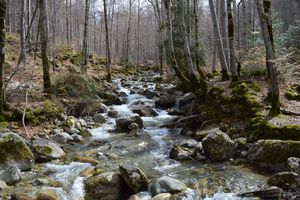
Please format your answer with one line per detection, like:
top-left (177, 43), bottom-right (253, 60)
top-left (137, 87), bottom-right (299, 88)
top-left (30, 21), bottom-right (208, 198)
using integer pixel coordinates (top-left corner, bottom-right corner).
top-left (208, 0), bottom-right (229, 80)
top-left (38, 0), bottom-right (51, 95)
top-left (255, 0), bottom-right (280, 115)
top-left (103, 0), bottom-right (112, 82)
top-left (227, 0), bottom-right (238, 80)
top-left (81, 0), bottom-right (90, 73)
top-left (0, 0), bottom-right (5, 112)
top-left (20, 0), bottom-right (26, 65)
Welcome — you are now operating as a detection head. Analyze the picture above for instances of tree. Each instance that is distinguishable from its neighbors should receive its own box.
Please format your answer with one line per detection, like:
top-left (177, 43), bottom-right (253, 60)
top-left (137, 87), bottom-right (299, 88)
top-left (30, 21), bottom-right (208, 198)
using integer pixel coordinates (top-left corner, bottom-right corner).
top-left (103, 0), bottom-right (112, 82)
top-left (38, 0), bottom-right (51, 95)
top-left (81, 0), bottom-right (90, 73)
top-left (125, 0), bottom-right (135, 67)
top-left (227, 0), bottom-right (238, 80)
top-left (255, 0), bottom-right (280, 115)
top-left (0, 0), bottom-right (6, 112)
top-left (208, 0), bottom-right (229, 80)
top-left (20, 0), bottom-right (26, 65)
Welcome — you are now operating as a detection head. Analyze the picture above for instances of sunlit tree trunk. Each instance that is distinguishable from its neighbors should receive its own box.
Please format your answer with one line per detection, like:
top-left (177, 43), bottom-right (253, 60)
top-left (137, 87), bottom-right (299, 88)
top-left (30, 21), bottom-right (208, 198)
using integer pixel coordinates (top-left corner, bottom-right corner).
top-left (255, 0), bottom-right (280, 115)
top-left (81, 0), bottom-right (90, 73)
top-left (103, 0), bottom-right (112, 82)
top-left (39, 0), bottom-right (51, 95)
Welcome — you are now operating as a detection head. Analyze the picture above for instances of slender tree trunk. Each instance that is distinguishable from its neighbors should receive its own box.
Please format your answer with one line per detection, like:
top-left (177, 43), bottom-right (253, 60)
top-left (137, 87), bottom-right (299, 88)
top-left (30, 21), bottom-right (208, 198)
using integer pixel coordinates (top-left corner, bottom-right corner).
top-left (220, 0), bottom-right (230, 66)
top-left (255, 0), bottom-right (280, 115)
top-left (65, 0), bottom-right (69, 44)
top-left (26, 0), bottom-right (31, 45)
top-left (208, 0), bottom-right (229, 80)
top-left (193, 0), bottom-right (203, 76)
top-left (212, 42), bottom-right (217, 73)
top-left (163, 0), bottom-right (189, 84)
top-left (227, 0), bottom-right (238, 81)
top-left (81, 0), bottom-right (90, 73)
top-left (38, 0), bottom-right (51, 95)
top-left (178, 0), bottom-right (207, 95)
top-left (69, 0), bottom-right (72, 42)
top-left (125, 0), bottom-right (134, 67)
top-left (0, 0), bottom-right (6, 112)
top-left (5, 0), bottom-right (9, 33)
top-left (20, 0), bottom-right (26, 65)
top-left (103, 0), bottom-right (111, 82)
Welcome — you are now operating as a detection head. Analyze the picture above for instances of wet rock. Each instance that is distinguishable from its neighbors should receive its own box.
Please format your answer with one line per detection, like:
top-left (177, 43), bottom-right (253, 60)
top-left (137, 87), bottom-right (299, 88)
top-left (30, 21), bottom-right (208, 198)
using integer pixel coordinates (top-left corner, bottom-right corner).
top-left (178, 92), bottom-right (196, 109)
top-left (108, 110), bottom-right (118, 118)
top-left (151, 193), bottom-right (171, 200)
top-left (116, 114), bottom-right (143, 132)
top-left (72, 155), bottom-right (99, 165)
top-left (0, 166), bottom-right (21, 185)
top-left (192, 127), bottom-right (220, 141)
top-left (156, 95), bottom-right (177, 109)
top-left (288, 157), bottom-right (300, 174)
top-left (50, 128), bottom-right (63, 135)
top-left (202, 130), bottom-right (235, 162)
top-left (36, 191), bottom-right (59, 200)
top-left (235, 137), bottom-right (248, 151)
top-left (0, 179), bottom-right (7, 190)
top-left (119, 161), bottom-right (149, 193)
top-left (10, 193), bottom-right (34, 200)
top-left (170, 145), bottom-right (194, 161)
top-left (93, 113), bottom-right (107, 124)
top-left (247, 140), bottom-right (300, 172)
top-left (66, 127), bottom-right (80, 135)
top-left (267, 172), bottom-right (300, 190)
top-left (130, 102), bottom-right (159, 117)
top-left (84, 172), bottom-right (123, 200)
top-left (151, 176), bottom-right (187, 195)
top-left (71, 134), bottom-right (84, 142)
top-left (238, 186), bottom-right (283, 199)
top-left (80, 167), bottom-right (95, 177)
top-left (32, 138), bottom-right (66, 162)
top-left (79, 128), bottom-right (93, 138)
top-left (51, 132), bottom-right (72, 144)
top-left (0, 130), bottom-right (35, 171)
top-left (169, 188), bottom-right (197, 200)
top-left (78, 118), bottom-right (88, 127)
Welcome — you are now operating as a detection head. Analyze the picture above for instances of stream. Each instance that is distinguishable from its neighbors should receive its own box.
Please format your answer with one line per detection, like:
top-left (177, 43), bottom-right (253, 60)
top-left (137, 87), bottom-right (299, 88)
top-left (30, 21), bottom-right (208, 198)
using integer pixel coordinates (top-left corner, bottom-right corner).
top-left (4, 75), bottom-right (269, 200)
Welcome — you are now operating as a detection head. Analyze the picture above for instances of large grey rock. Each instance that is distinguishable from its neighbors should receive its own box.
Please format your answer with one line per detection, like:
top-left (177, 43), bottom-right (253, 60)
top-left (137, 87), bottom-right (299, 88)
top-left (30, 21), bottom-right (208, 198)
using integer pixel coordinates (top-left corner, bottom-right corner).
top-left (0, 131), bottom-right (34, 171)
top-left (116, 114), bottom-right (143, 132)
top-left (170, 145), bottom-right (194, 161)
top-left (0, 166), bottom-right (21, 185)
top-left (32, 138), bottom-right (66, 162)
top-left (51, 132), bottom-right (72, 144)
top-left (93, 114), bottom-right (107, 124)
top-left (84, 172), bottom-right (123, 200)
top-left (130, 100), bottom-right (159, 117)
top-left (288, 157), bottom-right (300, 174)
top-left (151, 176), bottom-right (187, 195)
top-left (247, 140), bottom-right (300, 172)
top-left (202, 130), bottom-right (235, 162)
top-left (155, 95), bottom-right (176, 109)
top-left (0, 180), bottom-right (7, 190)
top-left (178, 93), bottom-right (196, 109)
top-left (151, 193), bottom-right (171, 200)
top-left (267, 172), bottom-right (300, 189)
top-left (119, 161), bottom-right (149, 193)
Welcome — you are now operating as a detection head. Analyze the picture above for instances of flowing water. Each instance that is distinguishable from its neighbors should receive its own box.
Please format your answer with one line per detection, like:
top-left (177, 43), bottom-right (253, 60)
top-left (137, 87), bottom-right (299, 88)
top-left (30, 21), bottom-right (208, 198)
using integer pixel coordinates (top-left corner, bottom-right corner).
top-left (3, 76), bottom-right (268, 200)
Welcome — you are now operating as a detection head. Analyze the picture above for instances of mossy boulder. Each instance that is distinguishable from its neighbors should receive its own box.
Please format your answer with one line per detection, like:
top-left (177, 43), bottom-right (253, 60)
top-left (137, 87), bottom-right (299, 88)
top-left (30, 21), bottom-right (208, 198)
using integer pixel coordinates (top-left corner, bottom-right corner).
top-left (264, 118), bottom-right (300, 140)
top-left (32, 138), bottom-right (66, 162)
top-left (72, 155), bottom-right (99, 165)
top-left (248, 140), bottom-right (300, 172)
top-left (267, 172), bottom-right (300, 190)
top-left (0, 130), bottom-right (34, 171)
top-left (119, 161), bottom-right (149, 193)
top-left (84, 172), bottom-right (123, 200)
top-left (36, 191), bottom-right (59, 200)
top-left (202, 130), bottom-right (236, 162)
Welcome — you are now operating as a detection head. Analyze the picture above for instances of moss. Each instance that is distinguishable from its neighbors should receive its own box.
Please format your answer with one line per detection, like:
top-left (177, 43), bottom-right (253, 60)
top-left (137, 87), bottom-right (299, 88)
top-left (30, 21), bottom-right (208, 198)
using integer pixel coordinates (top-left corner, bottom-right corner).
top-left (264, 122), bottom-right (300, 140)
top-left (73, 155), bottom-right (99, 165)
top-left (79, 129), bottom-right (92, 138)
top-left (285, 90), bottom-right (300, 101)
top-left (35, 145), bottom-right (53, 155)
top-left (200, 104), bottom-right (223, 119)
top-left (249, 83), bottom-right (261, 92)
top-left (36, 191), bottom-right (59, 200)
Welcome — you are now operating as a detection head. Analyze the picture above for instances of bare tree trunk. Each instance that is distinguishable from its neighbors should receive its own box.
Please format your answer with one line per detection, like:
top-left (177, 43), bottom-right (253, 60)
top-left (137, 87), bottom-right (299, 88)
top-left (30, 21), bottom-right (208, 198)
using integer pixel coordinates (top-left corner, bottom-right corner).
top-left (212, 42), bottom-right (217, 73)
top-left (125, 0), bottom-right (134, 67)
top-left (227, 0), bottom-right (238, 81)
top-left (193, 0), bottom-right (203, 76)
top-left (163, 0), bottom-right (189, 84)
top-left (178, 0), bottom-right (207, 94)
top-left (255, 0), bottom-right (280, 115)
top-left (208, 0), bottom-right (229, 80)
top-left (38, 0), bottom-right (51, 95)
top-left (20, 0), bottom-right (26, 65)
top-left (26, 0), bottom-right (31, 45)
top-left (65, 0), bottom-right (69, 44)
top-left (103, 0), bottom-right (111, 82)
top-left (0, 0), bottom-right (5, 112)
top-left (81, 0), bottom-right (90, 73)
top-left (220, 0), bottom-right (230, 66)
top-left (5, 0), bottom-right (9, 33)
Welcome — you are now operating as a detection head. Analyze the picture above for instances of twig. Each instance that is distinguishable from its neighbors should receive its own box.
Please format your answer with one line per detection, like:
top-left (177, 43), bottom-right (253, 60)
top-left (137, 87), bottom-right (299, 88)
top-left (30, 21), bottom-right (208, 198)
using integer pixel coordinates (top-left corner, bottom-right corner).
top-left (22, 88), bottom-right (29, 138)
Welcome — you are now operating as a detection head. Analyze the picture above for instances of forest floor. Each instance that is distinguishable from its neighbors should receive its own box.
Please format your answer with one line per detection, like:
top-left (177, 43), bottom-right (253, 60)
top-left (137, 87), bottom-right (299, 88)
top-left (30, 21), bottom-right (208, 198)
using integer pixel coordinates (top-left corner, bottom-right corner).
top-left (2, 33), bottom-right (300, 136)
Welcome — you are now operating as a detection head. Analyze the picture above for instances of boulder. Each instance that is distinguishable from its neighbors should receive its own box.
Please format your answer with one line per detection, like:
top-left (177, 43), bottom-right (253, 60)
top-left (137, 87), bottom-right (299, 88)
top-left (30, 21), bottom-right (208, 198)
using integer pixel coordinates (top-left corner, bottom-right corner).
top-left (288, 157), bottom-right (300, 174)
top-left (267, 172), bottom-right (300, 190)
top-left (119, 161), bottom-right (149, 193)
top-left (67, 100), bottom-right (107, 117)
top-left (36, 191), bottom-right (59, 200)
top-left (170, 145), bottom-right (194, 161)
top-left (108, 110), bottom-right (118, 118)
top-left (84, 172), bottom-right (123, 200)
top-left (155, 95), bottom-right (176, 109)
top-left (0, 166), bottom-right (21, 185)
top-left (129, 100), bottom-right (158, 117)
top-left (0, 131), bottom-right (34, 171)
top-left (151, 176), bottom-right (187, 195)
top-left (32, 138), bottom-right (66, 162)
top-left (192, 127), bottom-right (220, 141)
top-left (177, 93), bottom-right (196, 109)
top-left (151, 193), bottom-right (171, 200)
top-left (51, 132), bottom-right (72, 144)
top-left (116, 114), bottom-right (143, 132)
top-left (202, 131), bottom-right (235, 162)
top-left (93, 114), bottom-right (107, 124)
top-left (247, 140), bottom-right (300, 171)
